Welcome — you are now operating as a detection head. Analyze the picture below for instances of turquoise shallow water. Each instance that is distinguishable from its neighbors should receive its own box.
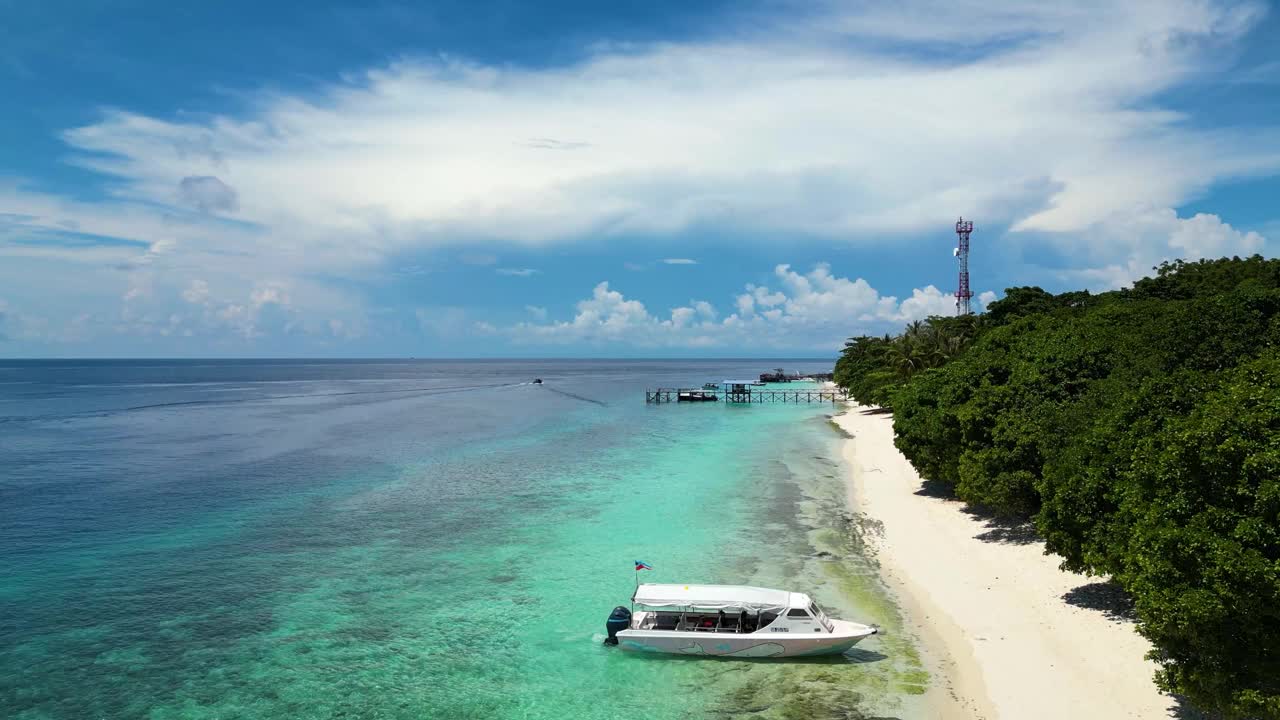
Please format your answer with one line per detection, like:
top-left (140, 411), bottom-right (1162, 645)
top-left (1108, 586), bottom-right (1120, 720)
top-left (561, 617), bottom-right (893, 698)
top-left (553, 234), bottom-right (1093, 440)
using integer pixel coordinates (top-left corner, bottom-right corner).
top-left (1, 360), bottom-right (926, 719)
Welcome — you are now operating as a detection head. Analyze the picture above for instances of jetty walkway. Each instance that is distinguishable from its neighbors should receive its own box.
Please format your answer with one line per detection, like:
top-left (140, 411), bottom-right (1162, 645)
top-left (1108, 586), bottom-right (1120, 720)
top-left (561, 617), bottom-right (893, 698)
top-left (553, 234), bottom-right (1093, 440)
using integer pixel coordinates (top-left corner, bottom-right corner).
top-left (645, 387), bottom-right (848, 404)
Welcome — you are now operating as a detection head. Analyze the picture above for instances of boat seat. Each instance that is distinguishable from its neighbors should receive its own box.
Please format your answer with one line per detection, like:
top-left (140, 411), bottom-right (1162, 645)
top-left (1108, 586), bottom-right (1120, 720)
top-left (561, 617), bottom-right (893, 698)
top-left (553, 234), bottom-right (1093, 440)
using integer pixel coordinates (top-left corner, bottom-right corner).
top-left (653, 615), bottom-right (679, 631)
top-left (718, 610), bottom-right (739, 632)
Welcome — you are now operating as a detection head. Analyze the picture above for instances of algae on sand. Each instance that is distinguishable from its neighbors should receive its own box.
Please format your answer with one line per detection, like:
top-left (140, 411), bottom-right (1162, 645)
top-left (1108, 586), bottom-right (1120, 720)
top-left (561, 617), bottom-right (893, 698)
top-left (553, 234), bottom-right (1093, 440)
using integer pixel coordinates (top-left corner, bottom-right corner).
top-left (697, 418), bottom-right (933, 720)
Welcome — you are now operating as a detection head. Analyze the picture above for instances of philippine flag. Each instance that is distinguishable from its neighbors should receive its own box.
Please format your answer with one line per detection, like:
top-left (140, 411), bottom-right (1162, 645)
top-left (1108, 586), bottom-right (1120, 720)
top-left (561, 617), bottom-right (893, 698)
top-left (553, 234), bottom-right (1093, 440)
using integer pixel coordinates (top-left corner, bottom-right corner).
top-left (635, 561), bottom-right (653, 571)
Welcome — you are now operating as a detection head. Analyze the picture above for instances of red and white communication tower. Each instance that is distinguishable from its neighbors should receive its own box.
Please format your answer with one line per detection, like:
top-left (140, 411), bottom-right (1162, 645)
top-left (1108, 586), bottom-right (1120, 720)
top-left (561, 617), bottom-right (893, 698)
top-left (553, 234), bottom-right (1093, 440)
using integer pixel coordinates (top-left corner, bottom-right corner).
top-left (953, 217), bottom-right (974, 315)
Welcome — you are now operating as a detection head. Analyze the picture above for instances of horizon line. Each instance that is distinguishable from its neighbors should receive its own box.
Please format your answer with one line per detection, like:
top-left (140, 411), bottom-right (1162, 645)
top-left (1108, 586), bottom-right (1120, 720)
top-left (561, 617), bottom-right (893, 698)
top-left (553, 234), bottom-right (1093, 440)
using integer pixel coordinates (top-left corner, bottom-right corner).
top-left (0, 356), bottom-right (839, 362)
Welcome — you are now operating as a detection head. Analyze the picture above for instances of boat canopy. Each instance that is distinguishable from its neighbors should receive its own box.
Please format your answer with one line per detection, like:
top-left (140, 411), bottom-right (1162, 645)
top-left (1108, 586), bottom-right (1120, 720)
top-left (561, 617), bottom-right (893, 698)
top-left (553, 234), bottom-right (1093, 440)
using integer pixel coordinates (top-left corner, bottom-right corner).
top-left (632, 583), bottom-right (794, 612)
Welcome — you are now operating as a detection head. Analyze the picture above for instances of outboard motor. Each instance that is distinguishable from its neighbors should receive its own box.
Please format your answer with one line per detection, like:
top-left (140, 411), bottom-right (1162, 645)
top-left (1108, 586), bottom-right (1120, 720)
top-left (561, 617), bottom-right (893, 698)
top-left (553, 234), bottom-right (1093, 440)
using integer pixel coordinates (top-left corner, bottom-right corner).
top-left (604, 606), bottom-right (632, 646)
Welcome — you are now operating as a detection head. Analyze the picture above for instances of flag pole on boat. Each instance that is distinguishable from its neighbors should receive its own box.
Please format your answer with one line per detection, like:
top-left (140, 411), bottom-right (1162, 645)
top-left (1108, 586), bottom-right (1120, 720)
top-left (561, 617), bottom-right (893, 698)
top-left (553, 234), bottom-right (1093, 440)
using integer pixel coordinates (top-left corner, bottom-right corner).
top-left (634, 560), bottom-right (651, 587)
top-left (633, 560), bottom-right (651, 612)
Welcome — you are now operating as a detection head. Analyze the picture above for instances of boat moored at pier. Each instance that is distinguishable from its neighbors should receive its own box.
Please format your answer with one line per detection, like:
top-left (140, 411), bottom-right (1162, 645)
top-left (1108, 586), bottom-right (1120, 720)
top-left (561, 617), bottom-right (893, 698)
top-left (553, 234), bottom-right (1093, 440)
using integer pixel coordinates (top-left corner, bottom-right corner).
top-left (604, 583), bottom-right (877, 657)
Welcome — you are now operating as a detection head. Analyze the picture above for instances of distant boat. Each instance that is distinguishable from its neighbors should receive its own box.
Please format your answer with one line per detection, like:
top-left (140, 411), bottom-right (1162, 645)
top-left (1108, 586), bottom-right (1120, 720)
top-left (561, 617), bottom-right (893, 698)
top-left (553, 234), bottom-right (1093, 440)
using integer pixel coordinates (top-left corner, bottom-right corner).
top-left (605, 584), bottom-right (877, 657)
top-left (702, 382), bottom-right (720, 390)
top-left (532, 378), bottom-right (543, 384)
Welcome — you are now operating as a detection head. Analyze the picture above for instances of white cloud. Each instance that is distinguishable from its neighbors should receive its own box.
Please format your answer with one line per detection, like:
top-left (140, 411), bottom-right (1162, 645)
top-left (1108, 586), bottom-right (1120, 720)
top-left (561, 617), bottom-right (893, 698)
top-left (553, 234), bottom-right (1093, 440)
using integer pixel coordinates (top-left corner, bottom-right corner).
top-left (525, 305), bottom-right (548, 320)
top-left (897, 286), bottom-right (958, 321)
top-left (182, 279), bottom-right (210, 304)
top-left (177, 176), bottom-right (238, 213)
top-left (509, 262), bottom-right (976, 349)
top-left (0, 180), bottom-right (373, 347)
top-left (662, 258), bottom-right (698, 265)
top-left (496, 268), bottom-right (540, 276)
top-left (44, 0), bottom-right (1278, 253)
top-left (1057, 209), bottom-right (1266, 289)
top-left (1168, 212), bottom-right (1265, 258)
top-left (0, 0), bottom-right (1275, 349)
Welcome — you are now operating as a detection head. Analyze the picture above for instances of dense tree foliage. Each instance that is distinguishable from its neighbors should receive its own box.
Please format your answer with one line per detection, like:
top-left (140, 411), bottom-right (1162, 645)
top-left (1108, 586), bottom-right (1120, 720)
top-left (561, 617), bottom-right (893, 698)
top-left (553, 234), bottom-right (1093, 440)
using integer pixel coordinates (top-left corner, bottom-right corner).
top-left (833, 256), bottom-right (1280, 718)
top-left (833, 315), bottom-right (978, 406)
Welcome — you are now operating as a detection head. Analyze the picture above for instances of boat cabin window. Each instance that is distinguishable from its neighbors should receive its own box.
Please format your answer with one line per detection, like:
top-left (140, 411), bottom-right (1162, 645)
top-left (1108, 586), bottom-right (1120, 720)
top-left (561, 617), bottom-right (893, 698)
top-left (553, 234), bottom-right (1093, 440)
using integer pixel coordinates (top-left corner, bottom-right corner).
top-left (637, 607), bottom-right (817, 634)
top-left (808, 602), bottom-right (834, 632)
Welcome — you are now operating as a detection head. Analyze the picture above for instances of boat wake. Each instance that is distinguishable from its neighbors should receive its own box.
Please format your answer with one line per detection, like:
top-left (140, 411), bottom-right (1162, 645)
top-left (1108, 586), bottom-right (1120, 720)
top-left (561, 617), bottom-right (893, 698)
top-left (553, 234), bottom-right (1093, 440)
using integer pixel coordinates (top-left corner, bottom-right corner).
top-left (539, 385), bottom-right (608, 407)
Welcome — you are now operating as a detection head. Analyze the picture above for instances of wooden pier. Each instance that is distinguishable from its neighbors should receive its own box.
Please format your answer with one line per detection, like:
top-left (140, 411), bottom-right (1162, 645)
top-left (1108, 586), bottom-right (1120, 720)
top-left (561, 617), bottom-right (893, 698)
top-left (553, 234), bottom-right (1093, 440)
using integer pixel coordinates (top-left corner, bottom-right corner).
top-left (645, 387), bottom-right (848, 404)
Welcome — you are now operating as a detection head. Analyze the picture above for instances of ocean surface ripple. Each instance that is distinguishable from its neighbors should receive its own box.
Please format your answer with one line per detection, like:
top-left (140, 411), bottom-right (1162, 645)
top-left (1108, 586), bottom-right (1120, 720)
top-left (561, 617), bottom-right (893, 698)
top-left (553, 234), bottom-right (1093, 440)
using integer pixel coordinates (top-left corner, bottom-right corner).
top-left (0, 359), bottom-right (924, 720)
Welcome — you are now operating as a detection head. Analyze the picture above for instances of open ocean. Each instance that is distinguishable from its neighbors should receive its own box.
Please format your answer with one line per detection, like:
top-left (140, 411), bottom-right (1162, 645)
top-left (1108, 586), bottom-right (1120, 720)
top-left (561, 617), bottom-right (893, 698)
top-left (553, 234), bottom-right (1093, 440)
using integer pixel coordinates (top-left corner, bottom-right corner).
top-left (0, 359), bottom-right (928, 720)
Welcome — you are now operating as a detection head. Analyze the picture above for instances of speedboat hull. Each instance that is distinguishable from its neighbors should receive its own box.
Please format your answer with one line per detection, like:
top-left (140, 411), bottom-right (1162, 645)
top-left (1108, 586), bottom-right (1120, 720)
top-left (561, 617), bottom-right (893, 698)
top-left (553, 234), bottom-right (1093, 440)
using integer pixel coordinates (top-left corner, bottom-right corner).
top-left (617, 620), bottom-right (875, 658)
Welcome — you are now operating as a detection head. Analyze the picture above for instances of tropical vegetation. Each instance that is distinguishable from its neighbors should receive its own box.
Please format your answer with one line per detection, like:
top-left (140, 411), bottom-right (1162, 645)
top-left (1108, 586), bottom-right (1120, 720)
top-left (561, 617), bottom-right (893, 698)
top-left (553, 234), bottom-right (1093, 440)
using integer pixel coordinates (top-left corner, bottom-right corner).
top-left (833, 255), bottom-right (1280, 718)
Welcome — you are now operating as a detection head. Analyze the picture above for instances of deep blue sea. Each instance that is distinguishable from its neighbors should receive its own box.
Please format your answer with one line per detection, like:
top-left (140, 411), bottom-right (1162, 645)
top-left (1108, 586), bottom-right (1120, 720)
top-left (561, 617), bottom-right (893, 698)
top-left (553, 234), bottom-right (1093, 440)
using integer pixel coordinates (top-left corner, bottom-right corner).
top-left (0, 359), bottom-right (927, 719)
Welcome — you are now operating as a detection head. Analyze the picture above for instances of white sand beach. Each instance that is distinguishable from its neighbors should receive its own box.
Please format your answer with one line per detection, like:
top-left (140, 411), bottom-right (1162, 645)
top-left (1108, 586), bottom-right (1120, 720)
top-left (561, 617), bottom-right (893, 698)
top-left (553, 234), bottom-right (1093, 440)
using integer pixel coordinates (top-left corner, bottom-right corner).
top-left (835, 404), bottom-right (1181, 720)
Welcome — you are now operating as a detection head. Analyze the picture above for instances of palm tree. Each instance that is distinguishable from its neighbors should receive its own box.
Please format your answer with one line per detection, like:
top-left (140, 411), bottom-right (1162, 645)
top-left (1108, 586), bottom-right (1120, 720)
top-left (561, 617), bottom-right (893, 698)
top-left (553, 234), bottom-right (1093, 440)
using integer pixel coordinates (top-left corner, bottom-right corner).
top-left (881, 339), bottom-right (923, 378)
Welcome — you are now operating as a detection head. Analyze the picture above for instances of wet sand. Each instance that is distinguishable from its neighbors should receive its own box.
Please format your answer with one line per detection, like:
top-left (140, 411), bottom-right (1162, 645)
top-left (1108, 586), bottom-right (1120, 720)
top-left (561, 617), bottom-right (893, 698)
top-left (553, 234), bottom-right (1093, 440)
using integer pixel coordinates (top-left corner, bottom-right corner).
top-left (836, 404), bottom-right (1180, 719)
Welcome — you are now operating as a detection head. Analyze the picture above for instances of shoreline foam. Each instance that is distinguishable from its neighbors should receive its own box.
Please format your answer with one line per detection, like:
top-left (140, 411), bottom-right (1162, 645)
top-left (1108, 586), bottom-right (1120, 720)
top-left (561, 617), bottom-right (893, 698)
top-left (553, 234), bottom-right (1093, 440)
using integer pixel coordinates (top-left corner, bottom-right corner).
top-left (835, 403), bottom-right (1180, 719)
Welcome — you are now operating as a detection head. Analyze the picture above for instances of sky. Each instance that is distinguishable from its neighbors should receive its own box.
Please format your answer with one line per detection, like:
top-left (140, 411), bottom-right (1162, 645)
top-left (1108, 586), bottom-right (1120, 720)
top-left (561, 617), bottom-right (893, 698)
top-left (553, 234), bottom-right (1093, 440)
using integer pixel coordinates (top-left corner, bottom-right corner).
top-left (1, 0), bottom-right (1279, 358)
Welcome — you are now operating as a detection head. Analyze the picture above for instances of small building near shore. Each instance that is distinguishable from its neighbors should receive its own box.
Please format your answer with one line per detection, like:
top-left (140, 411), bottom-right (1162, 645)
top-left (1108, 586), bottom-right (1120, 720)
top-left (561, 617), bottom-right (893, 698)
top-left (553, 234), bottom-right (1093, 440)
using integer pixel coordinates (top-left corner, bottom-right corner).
top-left (759, 368), bottom-right (790, 383)
top-left (722, 380), bottom-right (758, 403)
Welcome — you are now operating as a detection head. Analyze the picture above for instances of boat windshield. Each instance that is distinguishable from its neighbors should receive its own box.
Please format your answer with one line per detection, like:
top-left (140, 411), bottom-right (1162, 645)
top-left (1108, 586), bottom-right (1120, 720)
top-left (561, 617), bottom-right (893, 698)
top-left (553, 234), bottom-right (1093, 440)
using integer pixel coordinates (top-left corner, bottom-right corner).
top-left (809, 602), bottom-right (834, 632)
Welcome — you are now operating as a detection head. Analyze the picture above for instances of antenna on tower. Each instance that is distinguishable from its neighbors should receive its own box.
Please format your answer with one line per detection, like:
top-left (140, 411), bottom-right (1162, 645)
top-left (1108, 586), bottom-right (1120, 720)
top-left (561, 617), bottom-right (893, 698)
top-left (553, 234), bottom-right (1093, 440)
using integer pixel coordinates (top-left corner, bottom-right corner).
top-left (954, 218), bottom-right (974, 315)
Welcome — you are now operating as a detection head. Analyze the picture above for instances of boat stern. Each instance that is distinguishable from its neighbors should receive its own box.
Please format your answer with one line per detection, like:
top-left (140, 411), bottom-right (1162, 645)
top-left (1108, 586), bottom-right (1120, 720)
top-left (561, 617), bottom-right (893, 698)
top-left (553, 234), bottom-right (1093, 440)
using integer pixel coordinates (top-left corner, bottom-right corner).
top-left (604, 606), bottom-right (632, 645)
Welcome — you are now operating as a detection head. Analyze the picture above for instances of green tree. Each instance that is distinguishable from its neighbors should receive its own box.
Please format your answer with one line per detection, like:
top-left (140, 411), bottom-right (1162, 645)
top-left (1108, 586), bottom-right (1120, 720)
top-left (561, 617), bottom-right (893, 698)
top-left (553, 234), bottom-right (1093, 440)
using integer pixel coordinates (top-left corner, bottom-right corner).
top-left (862, 257), bottom-right (1280, 717)
top-left (1130, 255), bottom-right (1280, 301)
top-left (1120, 353), bottom-right (1280, 717)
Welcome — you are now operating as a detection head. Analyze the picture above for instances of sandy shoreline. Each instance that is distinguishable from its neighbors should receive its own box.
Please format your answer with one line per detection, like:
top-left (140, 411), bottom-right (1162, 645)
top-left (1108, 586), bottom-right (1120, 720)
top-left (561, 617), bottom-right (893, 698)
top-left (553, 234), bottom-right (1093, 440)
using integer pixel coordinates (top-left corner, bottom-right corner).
top-left (835, 403), bottom-right (1180, 720)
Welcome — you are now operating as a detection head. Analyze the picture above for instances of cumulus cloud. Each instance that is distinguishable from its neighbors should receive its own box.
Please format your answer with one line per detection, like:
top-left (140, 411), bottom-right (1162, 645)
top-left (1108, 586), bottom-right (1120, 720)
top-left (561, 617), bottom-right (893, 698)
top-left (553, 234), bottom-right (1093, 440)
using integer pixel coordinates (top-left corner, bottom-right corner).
top-left (177, 176), bottom-right (238, 213)
top-left (1057, 209), bottom-right (1266, 289)
top-left (525, 305), bottom-right (548, 320)
top-left (184, 282), bottom-right (297, 339)
top-left (119, 279), bottom-right (315, 341)
top-left (509, 263), bottom-right (975, 350)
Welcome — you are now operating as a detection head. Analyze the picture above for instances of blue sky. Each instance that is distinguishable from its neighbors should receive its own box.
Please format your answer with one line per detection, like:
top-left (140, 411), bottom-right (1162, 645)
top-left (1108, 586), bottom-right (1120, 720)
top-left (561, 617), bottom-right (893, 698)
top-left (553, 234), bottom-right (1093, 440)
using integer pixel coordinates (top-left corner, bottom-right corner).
top-left (1, 0), bottom-right (1278, 357)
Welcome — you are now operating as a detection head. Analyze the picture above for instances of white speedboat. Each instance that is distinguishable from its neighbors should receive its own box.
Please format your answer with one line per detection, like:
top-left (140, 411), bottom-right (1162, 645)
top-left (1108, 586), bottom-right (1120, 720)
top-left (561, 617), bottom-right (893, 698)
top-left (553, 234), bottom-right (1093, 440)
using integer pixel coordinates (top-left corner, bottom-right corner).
top-left (604, 583), bottom-right (877, 658)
